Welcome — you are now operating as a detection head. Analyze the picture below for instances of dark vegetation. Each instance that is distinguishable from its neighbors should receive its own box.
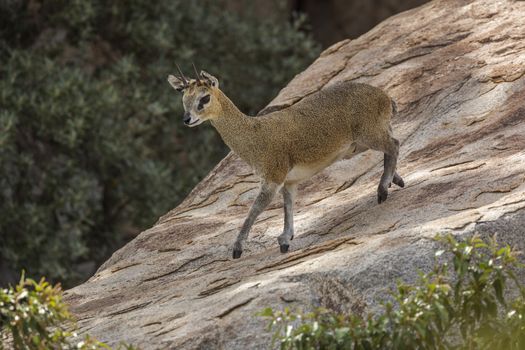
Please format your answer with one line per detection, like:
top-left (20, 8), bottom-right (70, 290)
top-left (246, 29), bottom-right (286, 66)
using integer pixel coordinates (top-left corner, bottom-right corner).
top-left (262, 235), bottom-right (525, 350)
top-left (0, 0), bottom-right (320, 286)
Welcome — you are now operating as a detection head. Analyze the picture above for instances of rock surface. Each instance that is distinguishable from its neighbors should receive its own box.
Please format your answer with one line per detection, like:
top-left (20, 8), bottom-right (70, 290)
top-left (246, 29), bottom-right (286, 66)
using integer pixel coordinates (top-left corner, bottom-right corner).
top-left (65, 0), bottom-right (525, 348)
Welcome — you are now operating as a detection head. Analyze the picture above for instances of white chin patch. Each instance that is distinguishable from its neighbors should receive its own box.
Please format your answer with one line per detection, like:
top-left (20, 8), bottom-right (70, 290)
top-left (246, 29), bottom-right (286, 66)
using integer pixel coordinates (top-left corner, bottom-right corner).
top-left (187, 118), bottom-right (203, 127)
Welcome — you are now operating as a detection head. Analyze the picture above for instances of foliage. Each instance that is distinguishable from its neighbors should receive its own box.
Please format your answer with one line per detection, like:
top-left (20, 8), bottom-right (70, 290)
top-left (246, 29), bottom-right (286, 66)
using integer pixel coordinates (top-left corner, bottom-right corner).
top-left (0, 273), bottom-right (137, 349)
top-left (0, 0), bottom-right (320, 286)
top-left (261, 235), bottom-right (525, 350)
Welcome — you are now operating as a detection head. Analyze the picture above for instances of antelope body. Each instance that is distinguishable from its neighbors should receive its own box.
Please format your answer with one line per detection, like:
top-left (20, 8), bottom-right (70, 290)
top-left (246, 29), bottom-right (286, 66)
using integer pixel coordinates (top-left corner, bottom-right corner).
top-left (168, 67), bottom-right (404, 259)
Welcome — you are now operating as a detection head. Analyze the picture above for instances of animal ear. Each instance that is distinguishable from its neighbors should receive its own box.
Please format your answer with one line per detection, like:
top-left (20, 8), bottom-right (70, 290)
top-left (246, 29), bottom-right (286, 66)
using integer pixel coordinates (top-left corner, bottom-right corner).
top-left (200, 70), bottom-right (219, 88)
top-left (167, 75), bottom-right (186, 92)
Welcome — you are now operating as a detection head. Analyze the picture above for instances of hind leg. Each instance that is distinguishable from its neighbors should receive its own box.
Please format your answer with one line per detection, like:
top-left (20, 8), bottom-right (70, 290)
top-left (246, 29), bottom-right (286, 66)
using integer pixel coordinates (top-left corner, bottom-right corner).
top-left (359, 132), bottom-right (402, 203)
top-left (378, 143), bottom-right (399, 203)
top-left (349, 142), bottom-right (404, 193)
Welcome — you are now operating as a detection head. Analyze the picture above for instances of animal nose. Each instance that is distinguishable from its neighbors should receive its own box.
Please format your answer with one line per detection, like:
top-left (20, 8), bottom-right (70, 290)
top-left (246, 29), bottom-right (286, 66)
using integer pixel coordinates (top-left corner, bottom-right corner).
top-left (183, 112), bottom-right (191, 125)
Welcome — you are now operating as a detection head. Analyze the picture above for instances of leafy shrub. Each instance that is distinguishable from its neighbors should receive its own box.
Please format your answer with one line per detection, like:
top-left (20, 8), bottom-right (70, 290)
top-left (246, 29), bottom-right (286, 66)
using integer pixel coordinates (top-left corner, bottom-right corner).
top-left (262, 235), bottom-right (525, 350)
top-left (0, 0), bottom-right (320, 286)
top-left (0, 273), bottom-right (137, 349)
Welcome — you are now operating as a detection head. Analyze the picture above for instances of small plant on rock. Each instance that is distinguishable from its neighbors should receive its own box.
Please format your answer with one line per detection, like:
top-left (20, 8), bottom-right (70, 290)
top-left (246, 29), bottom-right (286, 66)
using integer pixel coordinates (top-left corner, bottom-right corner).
top-left (261, 235), bottom-right (525, 350)
top-left (0, 273), bottom-right (137, 350)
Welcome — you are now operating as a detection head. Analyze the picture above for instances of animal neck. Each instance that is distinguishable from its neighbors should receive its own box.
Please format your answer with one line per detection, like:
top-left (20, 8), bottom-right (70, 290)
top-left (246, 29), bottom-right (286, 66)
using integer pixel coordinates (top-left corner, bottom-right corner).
top-left (210, 90), bottom-right (259, 159)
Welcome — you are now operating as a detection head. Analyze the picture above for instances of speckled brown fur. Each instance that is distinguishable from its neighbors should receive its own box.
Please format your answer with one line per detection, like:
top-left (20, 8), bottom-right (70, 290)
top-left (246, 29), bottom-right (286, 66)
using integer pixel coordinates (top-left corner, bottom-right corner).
top-left (205, 82), bottom-right (393, 183)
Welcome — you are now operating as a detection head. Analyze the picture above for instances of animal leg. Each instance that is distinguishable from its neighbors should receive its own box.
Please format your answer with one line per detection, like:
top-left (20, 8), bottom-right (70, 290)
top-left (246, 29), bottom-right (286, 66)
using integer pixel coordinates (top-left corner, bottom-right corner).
top-left (377, 137), bottom-right (400, 203)
top-left (358, 131), bottom-right (401, 203)
top-left (277, 183), bottom-right (297, 253)
top-left (349, 143), bottom-right (403, 189)
top-left (232, 181), bottom-right (280, 259)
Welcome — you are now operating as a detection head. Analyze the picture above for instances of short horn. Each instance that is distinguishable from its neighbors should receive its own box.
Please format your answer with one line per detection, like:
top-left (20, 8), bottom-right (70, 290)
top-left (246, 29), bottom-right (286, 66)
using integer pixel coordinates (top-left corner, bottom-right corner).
top-left (192, 62), bottom-right (201, 83)
top-left (175, 64), bottom-right (188, 86)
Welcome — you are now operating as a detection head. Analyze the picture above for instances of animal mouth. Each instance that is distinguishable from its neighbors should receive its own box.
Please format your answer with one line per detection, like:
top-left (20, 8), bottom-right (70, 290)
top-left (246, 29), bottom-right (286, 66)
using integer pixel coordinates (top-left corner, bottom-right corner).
top-left (187, 119), bottom-right (201, 126)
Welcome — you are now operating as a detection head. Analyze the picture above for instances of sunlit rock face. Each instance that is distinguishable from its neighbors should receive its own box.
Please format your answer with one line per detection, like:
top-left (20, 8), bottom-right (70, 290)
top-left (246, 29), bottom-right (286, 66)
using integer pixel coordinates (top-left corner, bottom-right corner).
top-left (65, 1), bottom-right (525, 348)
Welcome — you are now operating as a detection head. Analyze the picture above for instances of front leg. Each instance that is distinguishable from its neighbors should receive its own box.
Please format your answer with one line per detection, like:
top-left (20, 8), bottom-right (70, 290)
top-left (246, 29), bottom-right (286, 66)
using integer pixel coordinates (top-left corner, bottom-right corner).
top-left (233, 180), bottom-right (280, 259)
top-left (277, 183), bottom-right (297, 253)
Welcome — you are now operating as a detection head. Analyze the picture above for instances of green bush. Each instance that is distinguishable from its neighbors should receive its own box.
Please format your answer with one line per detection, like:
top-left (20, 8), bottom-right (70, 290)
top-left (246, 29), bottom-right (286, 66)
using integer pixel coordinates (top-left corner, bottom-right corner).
top-left (262, 235), bottom-right (525, 350)
top-left (0, 0), bottom-right (320, 286)
top-left (0, 273), bottom-right (137, 349)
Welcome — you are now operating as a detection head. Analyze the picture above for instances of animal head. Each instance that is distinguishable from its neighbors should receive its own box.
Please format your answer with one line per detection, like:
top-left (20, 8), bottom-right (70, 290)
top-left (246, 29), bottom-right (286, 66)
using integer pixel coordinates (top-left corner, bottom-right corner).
top-left (167, 65), bottom-right (221, 127)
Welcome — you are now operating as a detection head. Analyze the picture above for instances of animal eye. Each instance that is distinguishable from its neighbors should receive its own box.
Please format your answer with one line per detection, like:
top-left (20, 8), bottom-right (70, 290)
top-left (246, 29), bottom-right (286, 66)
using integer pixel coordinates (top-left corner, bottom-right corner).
top-left (198, 95), bottom-right (211, 110)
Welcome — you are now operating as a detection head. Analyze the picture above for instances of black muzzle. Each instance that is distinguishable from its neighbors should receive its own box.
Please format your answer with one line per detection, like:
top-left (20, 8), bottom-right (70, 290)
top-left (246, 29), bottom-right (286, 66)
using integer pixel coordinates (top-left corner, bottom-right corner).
top-left (183, 112), bottom-right (191, 125)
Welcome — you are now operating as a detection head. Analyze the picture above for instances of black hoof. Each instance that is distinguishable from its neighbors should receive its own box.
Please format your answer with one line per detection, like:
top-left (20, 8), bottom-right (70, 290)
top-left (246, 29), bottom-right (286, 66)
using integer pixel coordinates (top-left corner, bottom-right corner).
top-left (393, 175), bottom-right (405, 188)
top-left (233, 249), bottom-right (242, 259)
top-left (280, 244), bottom-right (290, 253)
top-left (393, 178), bottom-right (404, 188)
top-left (378, 188), bottom-right (388, 204)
